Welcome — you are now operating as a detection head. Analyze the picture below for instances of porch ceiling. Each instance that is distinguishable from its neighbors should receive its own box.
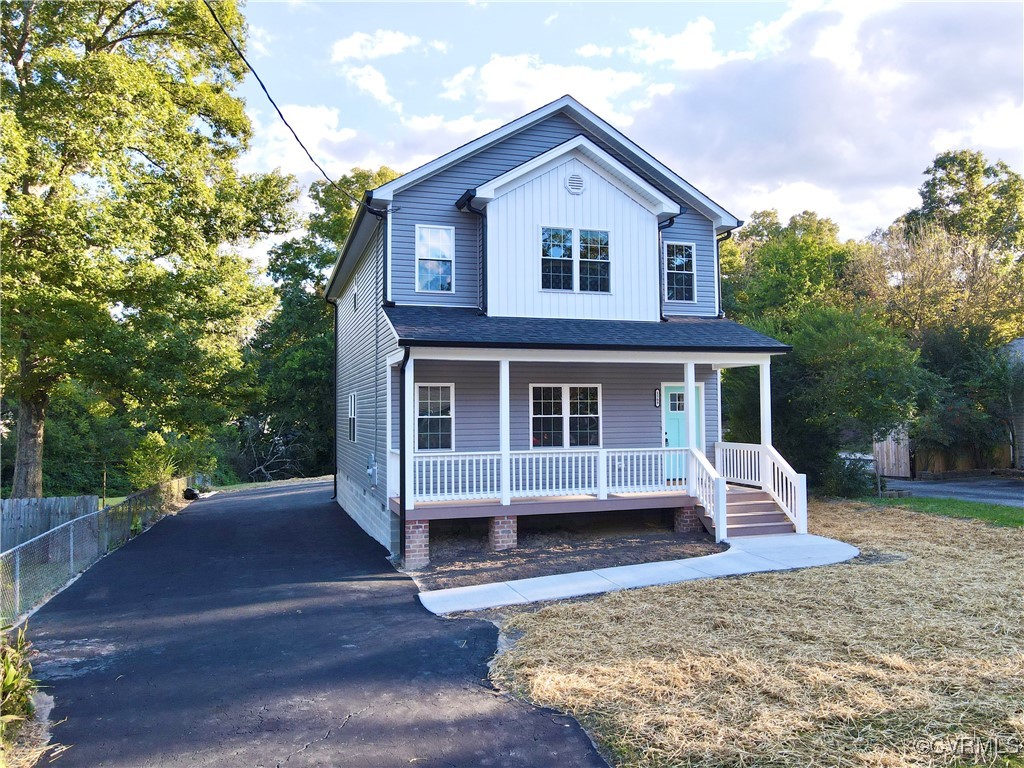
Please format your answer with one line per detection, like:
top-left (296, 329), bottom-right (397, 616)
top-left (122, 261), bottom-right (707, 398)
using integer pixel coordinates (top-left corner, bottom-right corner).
top-left (384, 305), bottom-right (791, 354)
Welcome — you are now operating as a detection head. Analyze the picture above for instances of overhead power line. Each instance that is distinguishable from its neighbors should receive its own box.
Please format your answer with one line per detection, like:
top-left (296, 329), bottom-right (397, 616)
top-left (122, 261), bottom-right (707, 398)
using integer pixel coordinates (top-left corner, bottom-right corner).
top-left (201, 0), bottom-right (375, 214)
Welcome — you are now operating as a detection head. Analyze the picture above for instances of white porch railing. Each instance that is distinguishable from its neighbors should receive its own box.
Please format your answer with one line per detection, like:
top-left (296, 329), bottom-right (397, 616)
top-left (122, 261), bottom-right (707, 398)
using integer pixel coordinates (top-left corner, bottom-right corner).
top-left (510, 449), bottom-right (600, 498)
top-left (714, 441), bottom-right (762, 486)
top-left (605, 447), bottom-right (689, 494)
top-left (715, 442), bottom-right (808, 534)
top-left (690, 448), bottom-right (729, 542)
top-left (413, 451), bottom-right (502, 501)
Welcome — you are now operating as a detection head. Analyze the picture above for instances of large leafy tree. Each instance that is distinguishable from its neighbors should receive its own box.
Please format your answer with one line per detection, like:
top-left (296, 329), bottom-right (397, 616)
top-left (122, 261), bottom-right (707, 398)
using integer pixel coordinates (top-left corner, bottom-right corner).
top-left (726, 210), bottom-right (860, 322)
top-left (905, 149), bottom-right (1024, 256)
top-left (1, 1), bottom-right (297, 497)
top-left (244, 168), bottom-right (398, 479)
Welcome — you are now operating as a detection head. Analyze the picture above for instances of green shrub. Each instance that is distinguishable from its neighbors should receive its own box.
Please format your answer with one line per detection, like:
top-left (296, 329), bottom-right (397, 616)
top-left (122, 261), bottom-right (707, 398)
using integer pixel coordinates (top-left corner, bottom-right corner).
top-left (819, 455), bottom-right (875, 497)
top-left (1, 625), bottom-right (37, 745)
top-left (125, 433), bottom-right (177, 490)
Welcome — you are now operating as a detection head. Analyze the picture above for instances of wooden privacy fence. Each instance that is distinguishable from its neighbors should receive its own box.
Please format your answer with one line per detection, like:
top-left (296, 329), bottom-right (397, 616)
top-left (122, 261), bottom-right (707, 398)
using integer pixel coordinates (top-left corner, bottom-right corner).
top-left (1, 495), bottom-right (99, 553)
top-left (0, 477), bottom-right (193, 625)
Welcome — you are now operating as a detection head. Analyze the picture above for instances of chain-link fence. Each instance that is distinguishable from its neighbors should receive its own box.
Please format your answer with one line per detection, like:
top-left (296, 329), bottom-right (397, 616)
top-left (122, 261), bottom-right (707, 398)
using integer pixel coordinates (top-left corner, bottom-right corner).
top-left (1, 477), bottom-right (193, 624)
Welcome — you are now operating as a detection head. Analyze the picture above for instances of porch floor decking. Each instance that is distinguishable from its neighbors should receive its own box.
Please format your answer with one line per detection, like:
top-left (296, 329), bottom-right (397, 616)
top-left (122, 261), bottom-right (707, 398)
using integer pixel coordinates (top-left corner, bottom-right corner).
top-left (390, 490), bottom-right (698, 521)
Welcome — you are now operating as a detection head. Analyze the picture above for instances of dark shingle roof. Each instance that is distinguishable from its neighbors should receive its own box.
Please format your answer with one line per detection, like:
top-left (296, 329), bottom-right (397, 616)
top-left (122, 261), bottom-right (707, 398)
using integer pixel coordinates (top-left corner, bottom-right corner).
top-left (384, 306), bottom-right (790, 353)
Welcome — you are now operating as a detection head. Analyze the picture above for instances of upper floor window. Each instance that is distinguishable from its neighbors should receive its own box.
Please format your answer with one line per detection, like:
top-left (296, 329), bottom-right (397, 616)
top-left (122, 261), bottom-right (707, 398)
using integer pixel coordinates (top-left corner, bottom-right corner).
top-left (664, 242), bottom-right (695, 302)
top-left (541, 227), bottom-right (610, 293)
top-left (416, 225), bottom-right (454, 293)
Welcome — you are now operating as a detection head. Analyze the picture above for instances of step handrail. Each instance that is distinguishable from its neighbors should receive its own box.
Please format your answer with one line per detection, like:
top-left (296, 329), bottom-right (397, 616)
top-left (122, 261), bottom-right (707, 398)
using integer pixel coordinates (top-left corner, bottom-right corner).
top-left (761, 444), bottom-right (808, 534)
top-left (689, 447), bottom-right (729, 542)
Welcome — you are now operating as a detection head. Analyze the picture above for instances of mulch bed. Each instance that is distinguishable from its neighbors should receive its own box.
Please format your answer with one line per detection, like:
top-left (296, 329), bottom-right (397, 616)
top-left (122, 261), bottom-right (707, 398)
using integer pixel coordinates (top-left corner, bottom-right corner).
top-left (410, 509), bottom-right (725, 591)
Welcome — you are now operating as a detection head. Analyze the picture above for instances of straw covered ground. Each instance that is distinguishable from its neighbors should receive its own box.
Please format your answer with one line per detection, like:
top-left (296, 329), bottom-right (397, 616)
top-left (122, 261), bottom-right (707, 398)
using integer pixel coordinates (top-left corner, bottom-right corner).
top-left (491, 500), bottom-right (1024, 767)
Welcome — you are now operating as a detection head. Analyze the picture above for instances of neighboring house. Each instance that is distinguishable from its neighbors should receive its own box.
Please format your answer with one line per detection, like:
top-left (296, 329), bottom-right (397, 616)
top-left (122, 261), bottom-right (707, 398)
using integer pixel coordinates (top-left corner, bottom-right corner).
top-left (1004, 337), bottom-right (1024, 469)
top-left (325, 96), bottom-right (807, 569)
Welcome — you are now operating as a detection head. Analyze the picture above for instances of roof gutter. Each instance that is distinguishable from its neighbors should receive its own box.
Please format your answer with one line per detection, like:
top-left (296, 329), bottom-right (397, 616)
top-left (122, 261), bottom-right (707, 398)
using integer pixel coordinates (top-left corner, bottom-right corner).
top-left (325, 294), bottom-right (339, 501)
top-left (456, 189), bottom-right (487, 316)
top-left (715, 219), bottom-right (743, 319)
top-left (657, 213), bottom-right (681, 322)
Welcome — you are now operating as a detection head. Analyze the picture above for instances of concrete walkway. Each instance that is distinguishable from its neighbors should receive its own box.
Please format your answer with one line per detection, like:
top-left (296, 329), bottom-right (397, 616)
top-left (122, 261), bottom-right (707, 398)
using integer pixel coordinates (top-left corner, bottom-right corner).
top-left (419, 533), bottom-right (859, 614)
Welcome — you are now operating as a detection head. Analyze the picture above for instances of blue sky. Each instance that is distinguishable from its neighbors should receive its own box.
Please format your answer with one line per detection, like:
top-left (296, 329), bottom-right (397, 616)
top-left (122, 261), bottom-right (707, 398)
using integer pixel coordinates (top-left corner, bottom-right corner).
top-left (234, 0), bottom-right (1023, 248)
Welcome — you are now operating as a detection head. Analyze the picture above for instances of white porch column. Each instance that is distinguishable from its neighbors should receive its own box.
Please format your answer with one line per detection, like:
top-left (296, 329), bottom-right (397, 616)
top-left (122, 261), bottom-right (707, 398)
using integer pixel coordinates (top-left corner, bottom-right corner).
top-left (403, 357), bottom-right (416, 511)
top-left (684, 362), bottom-right (697, 495)
top-left (499, 359), bottom-right (511, 506)
top-left (759, 359), bottom-right (772, 446)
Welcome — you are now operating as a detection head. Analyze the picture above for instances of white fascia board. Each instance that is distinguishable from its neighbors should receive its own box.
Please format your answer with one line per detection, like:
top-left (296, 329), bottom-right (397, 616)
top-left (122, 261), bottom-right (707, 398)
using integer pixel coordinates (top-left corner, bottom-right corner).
top-left (325, 211), bottom-right (382, 300)
top-left (407, 346), bottom-right (776, 367)
top-left (472, 136), bottom-right (680, 218)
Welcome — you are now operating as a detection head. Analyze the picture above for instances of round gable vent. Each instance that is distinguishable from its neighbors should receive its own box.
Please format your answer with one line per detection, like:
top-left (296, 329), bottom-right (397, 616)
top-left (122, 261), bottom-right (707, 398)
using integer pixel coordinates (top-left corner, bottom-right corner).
top-left (565, 173), bottom-right (585, 195)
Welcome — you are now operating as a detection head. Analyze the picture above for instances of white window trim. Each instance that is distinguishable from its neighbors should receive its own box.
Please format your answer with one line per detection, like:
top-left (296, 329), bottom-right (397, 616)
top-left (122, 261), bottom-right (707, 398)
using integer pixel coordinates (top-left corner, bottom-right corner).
top-left (528, 383), bottom-right (603, 450)
top-left (539, 225), bottom-right (612, 295)
top-left (663, 240), bottom-right (697, 304)
top-left (348, 392), bottom-right (357, 443)
top-left (414, 224), bottom-right (455, 294)
top-left (415, 382), bottom-right (455, 452)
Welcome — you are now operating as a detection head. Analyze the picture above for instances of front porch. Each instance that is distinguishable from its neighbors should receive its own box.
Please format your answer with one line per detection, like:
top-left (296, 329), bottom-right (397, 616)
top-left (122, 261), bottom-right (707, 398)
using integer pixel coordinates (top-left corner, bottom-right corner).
top-left (387, 347), bottom-right (807, 568)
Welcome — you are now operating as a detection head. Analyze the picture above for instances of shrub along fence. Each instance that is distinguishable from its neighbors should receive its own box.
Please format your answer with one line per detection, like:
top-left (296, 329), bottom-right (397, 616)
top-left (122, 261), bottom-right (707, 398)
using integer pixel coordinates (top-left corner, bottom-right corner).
top-left (1, 495), bottom-right (100, 552)
top-left (0, 477), bottom-right (193, 624)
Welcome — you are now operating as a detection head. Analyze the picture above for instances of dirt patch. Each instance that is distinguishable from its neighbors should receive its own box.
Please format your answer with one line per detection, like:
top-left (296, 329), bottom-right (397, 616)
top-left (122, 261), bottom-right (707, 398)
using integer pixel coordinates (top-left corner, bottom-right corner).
top-left (411, 509), bottom-right (725, 591)
top-left (491, 500), bottom-right (1024, 768)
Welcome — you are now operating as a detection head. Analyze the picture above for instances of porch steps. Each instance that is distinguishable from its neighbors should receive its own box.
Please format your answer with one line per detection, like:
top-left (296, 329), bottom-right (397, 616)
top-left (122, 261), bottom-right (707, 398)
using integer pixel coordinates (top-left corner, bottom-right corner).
top-left (698, 488), bottom-right (796, 537)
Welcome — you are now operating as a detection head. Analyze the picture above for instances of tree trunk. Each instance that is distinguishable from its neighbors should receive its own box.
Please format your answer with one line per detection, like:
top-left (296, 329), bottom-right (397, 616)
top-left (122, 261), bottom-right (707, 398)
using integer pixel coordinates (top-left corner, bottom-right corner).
top-left (11, 388), bottom-right (48, 498)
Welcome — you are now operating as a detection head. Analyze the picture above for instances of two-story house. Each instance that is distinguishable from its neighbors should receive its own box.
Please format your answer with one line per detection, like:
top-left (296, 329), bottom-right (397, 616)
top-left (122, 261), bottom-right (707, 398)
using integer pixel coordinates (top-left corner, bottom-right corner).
top-left (325, 96), bottom-right (807, 569)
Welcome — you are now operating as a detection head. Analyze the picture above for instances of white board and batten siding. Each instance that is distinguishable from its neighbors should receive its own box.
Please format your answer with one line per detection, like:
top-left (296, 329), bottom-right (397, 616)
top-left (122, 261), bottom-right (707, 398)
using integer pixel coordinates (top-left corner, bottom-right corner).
top-left (486, 156), bottom-right (660, 321)
top-left (335, 221), bottom-right (400, 551)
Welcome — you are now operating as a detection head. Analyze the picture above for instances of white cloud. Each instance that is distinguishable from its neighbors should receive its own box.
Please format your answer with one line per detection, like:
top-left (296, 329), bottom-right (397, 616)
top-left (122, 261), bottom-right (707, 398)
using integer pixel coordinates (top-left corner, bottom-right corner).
top-left (623, 18), bottom-right (753, 70)
top-left (240, 104), bottom-right (359, 181)
top-left (400, 113), bottom-right (503, 135)
top-left (440, 65), bottom-right (476, 101)
top-left (576, 43), bottom-right (613, 58)
top-left (747, 0), bottom-right (825, 54)
top-left (248, 25), bottom-right (273, 58)
top-left (544, 13), bottom-right (558, 26)
top-left (442, 54), bottom-right (646, 125)
top-left (429, 40), bottom-right (449, 53)
top-left (331, 29), bottom-right (420, 62)
top-left (930, 100), bottom-right (1024, 159)
top-left (343, 65), bottom-right (402, 112)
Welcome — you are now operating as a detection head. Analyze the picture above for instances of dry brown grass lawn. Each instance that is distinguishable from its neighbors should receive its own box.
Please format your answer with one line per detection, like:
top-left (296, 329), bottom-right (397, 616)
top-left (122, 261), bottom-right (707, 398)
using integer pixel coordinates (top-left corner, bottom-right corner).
top-left (491, 500), bottom-right (1024, 767)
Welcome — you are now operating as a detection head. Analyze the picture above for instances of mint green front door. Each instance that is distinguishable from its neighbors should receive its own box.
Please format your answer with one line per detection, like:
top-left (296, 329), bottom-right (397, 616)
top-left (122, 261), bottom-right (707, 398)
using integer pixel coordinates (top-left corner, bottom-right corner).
top-left (663, 384), bottom-right (702, 480)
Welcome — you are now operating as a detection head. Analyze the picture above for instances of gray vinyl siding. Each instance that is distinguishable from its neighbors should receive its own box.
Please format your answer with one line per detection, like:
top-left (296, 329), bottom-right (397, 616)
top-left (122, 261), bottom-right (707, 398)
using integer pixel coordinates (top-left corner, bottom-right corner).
top-left (395, 360), bottom-right (719, 455)
top-left (661, 209), bottom-right (718, 317)
top-left (336, 222), bottom-right (399, 549)
top-left (388, 112), bottom-right (718, 316)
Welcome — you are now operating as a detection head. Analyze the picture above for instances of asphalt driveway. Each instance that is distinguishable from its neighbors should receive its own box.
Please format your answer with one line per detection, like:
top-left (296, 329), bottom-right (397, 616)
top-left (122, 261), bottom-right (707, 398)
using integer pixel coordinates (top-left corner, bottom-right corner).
top-left (885, 476), bottom-right (1024, 507)
top-left (29, 481), bottom-right (607, 767)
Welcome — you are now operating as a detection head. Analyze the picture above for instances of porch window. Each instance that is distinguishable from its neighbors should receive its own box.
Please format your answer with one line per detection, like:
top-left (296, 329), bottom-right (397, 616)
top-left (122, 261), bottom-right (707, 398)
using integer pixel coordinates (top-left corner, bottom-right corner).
top-left (664, 241), bottom-right (695, 302)
top-left (542, 227), bottom-right (611, 293)
top-left (531, 384), bottom-right (601, 448)
top-left (417, 384), bottom-right (454, 450)
top-left (416, 225), bottom-right (454, 292)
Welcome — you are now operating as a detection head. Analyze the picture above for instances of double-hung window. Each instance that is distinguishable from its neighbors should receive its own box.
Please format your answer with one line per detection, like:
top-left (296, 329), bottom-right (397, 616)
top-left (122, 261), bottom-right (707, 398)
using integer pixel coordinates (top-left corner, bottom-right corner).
top-left (541, 227), bottom-right (610, 293)
top-left (417, 384), bottom-right (454, 451)
top-left (530, 385), bottom-right (601, 448)
top-left (416, 225), bottom-right (454, 293)
top-left (664, 242), bottom-right (696, 302)
top-left (347, 392), bottom-right (357, 442)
